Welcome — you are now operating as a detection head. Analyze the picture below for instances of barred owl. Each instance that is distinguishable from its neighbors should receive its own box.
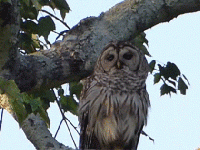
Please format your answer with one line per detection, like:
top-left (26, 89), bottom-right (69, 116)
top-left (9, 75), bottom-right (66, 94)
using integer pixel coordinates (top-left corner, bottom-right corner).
top-left (79, 41), bottom-right (150, 150)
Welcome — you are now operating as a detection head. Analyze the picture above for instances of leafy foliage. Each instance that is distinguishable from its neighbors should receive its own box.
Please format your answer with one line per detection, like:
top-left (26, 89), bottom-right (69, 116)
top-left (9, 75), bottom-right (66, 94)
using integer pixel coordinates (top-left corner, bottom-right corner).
top-left (58, 82), bottom-right (83, 116)
top-left (149, 60), bottom-right (156, 73)
top-left (19, 0), bottom-right (70, 53)
top-left (37, 16), bottom-right (55, 42)
top-left (178, 77), bottom-right (189, 95)
top-left (133, 33), bottom-right (189, 96)
top-left (0, 77), bottom-right (50, 126)
top-left (32, 89), bottom-right (57, 110)
top-left (133, 32), bottom-right (151, 56)
top-left (149, 60), bottom-right (189, 96)
top-left (50, 0), bottom-right (70, 19)
top-left (0, 0), bottom-right (70, 126)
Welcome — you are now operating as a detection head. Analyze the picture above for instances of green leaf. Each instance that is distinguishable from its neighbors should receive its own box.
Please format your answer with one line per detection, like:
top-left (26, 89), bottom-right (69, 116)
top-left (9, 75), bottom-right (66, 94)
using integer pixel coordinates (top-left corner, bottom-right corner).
top-left (38, 0), bottom-right (50, 6)
top-left (140, 45), bottom-right (151, 56)
top-left (32, 89), bottom-right (56, 110)
top-left (41, 89), bottom-right (56, 102)
top-left (158, 62), bottom-right (180, 80)
top-left (69, 82), bottom-right (83, 99)
top-left (154, 73), bottom-right (161, 84)
top-left (0, 78), bottom-right (27, 125)
top-left (166, 62), bottom-right (180, 80)
top-left (29, 97), bottom-right (41, 112)
top-left (60, 8), bottom-right (68, 20)
top-left (51, 0), bottom-right (70, 19)
top-left (168, 79), bottom-right (176, 87)
top-left (158, 64), bottom-right (164, 75)
top-left (11, 100), bottom-right (28, 125)
top-left (133, 32), bottom-right (150, 56)
top-left (182, 74), bottom-right (190, 85)
top-left (51, 0), bottom-right (70, 10)
top-left (160, 84), bottom-right (168, 96)
top-left (140, 32), bottom-right (149, 46)
top-left (149, 60), bottom-right (156, 73)
top-left (0, 77), bottom-right (51, 126)
top-left (31, 0), bottom-right (42, 10)
top-left (49, 0), bottom-right (56, 9)
top-left (38, 16), bottom-right (55, 39)
top-left (19, 33), bottom-right (37, 53)
top-left (31, 34), bottom-right (40, 48)
top-left (38, 107), bottom-right (50, 127)
top-left (60, 95), bottom-right (78, 116)
top-left (20, 3), bottom-right (38, 19)
top-left (169, 86), bottom-right (177, 94)
top-left (21, 0), bottom-right (30, 6)
top-left (178, 77), bottom-right (188, 95)
top-left (23, 93), bottom-right (50, 126)
top-left (58, 88), bottom-right (64, 96)
top-left (21, 20), bottom-right (38, 34)
top-left (160, 83), bottom-right (176, 96)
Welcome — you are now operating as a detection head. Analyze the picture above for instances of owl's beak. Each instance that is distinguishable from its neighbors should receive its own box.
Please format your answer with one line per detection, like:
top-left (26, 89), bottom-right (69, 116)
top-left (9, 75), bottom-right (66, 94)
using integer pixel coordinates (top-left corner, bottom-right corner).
top-left (117, 61), bottom-right (122, 69)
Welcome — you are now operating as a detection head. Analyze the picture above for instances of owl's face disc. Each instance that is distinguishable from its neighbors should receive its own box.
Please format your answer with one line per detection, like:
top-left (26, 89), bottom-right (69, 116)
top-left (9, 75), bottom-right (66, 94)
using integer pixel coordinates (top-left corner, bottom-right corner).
top-left (99, 44), bottom-right (140, 73)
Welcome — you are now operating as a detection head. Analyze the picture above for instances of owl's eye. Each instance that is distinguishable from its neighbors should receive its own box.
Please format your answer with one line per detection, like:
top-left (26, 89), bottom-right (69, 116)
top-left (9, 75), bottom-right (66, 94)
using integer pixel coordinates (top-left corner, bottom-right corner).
top-left (123, 53), bottom-right (133, 60)
top-left (106, 54), bottom-right (114, 61)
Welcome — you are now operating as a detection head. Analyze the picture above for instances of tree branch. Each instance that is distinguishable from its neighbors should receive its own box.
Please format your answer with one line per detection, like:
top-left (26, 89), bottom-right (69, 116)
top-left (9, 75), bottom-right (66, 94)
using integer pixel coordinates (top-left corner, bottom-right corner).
top-left (22, 113), bottom-right (73, 150)
top-left (40, 9), bottom-right (70, 30)
top-left (2, 0), bottom-right (199, 92)
top-left (0, 93), bottom-right (73, 149)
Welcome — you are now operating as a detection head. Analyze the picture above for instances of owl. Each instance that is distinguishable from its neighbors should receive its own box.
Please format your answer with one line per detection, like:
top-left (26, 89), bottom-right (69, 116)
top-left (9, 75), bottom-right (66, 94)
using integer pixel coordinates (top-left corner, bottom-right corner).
top-left (79, 41), bottom-right (150, 150)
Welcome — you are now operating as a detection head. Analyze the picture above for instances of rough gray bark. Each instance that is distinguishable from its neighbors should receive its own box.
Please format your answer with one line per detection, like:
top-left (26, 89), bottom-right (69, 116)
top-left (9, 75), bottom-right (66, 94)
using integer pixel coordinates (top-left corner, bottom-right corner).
top-left (0, 1), bottom-right (73, 149)
top-left (22, 113), bottom-right (73, 150)
top-left (0, 0), bottom-right (200, 150)
top-left (2, 0), bottom-right (200, 92)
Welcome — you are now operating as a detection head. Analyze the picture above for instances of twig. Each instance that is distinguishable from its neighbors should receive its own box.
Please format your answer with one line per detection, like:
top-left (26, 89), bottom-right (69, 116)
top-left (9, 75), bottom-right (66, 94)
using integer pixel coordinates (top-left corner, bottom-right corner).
top-left (54, 118), bottom-right (64, 138)
top-left (51, 30), bottom-right (60, 35)
top-left (0, 109), bottom-right (4, 132)
top-left (141, 130), bottom-right (154, 143)
top-left (54, 95), bottom-right (80, 134)
top-left (55, 99), bottom-right (78, 149)
top-left (66, 117), bottom-right (80, 135)
top-left (63, 116), bottom-right (78, 149)
top-left (40, 9), bottom-right (70, 30)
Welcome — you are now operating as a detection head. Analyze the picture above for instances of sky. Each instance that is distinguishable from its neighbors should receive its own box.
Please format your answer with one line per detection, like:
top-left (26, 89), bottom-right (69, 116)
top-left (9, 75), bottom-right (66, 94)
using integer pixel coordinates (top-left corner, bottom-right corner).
top-left (0, 0), bottom-right (200, 150)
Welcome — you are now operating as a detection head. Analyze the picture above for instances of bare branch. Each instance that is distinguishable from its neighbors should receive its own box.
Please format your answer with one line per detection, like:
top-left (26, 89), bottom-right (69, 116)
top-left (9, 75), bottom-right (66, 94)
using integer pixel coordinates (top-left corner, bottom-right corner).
top-left (41, 9), bottom-right (70, 30)
top-left (55, 99), bottom-right (78, 149)
top-left (0, 109), bottom-right (3, 132)
top-left (54, 118), bottom-right (64, 138)
top-left (65, 117), bottom-right (80, 135)
top-left (64, 117), bottom-right (78, 149)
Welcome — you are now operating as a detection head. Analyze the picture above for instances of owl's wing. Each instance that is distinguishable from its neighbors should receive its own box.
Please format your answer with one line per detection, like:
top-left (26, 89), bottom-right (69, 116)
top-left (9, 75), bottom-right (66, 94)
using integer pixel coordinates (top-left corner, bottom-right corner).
top-left (79, 77), bottom-right (101, 149)
top-left (132, 123), bottom-right (144, 150)
top-left (79, 112), bottom-right (101, 149)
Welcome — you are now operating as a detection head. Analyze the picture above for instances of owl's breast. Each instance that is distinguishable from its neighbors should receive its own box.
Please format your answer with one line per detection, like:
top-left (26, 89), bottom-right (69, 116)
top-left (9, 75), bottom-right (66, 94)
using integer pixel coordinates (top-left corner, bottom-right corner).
top-left (89, 86), bottom-right (149, 148)
top-left (96, 71), bottom-right (146, 91)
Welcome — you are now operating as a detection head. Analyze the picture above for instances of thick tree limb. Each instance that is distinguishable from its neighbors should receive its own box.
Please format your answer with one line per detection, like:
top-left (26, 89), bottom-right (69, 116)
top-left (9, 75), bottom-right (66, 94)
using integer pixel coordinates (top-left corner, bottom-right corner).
top-left (22, 113), bottom-right (73, 150)
top-left (3, 0), bottom-right (199, 92)
top-left (0, 95), bottom-right (72, 150)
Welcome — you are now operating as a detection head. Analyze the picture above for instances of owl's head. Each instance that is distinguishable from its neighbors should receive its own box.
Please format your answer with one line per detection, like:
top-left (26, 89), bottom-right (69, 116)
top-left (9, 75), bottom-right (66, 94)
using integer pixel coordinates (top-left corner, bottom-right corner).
top-left (95, 41), bottom-right (149, 75)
